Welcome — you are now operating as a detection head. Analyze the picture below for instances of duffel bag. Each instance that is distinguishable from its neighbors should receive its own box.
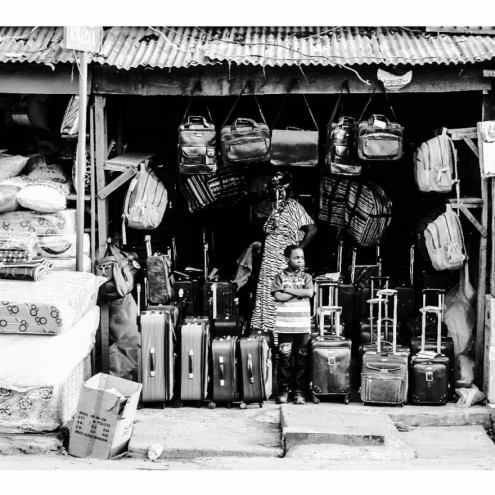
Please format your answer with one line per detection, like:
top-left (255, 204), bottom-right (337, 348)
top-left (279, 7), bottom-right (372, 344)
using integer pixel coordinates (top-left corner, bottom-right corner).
top-left (355, 85), bottom-right (403, 161)
top-left (271, 93), bottom-right (319, 167)
top-left (318, 176), bottom-right (392, 247)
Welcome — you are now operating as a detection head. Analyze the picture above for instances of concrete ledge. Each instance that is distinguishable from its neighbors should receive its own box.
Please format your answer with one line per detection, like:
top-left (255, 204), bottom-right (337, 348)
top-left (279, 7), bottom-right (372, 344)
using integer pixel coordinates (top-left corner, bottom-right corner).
top-left (128, 404), bottom-right (283, 459)
top-left (0, 432), bottom-right (64, 455)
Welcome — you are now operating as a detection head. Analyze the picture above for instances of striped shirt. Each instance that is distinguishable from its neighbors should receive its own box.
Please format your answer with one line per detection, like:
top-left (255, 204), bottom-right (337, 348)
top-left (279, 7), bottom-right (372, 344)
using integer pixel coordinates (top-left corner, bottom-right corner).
top-left (271, 269), bottom-right (313, 334)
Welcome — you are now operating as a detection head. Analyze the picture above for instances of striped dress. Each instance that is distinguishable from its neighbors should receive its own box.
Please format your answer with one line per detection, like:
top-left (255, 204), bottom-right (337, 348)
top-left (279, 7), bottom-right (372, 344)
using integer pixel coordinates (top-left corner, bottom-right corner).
top-left (250, 199), bottom-right (314, 333)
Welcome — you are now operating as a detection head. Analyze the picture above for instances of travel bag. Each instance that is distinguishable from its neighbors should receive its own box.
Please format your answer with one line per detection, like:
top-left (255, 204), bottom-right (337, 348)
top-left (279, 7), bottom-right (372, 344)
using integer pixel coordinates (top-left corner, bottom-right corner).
top-left (220, 84), bottom-right (270, 165)
top-left (179, 321), bottom-right (210, 404)
top-left (203, 280), bottom-right (236, 320)
top-left (358, 276), bottom-right (390, 345)
top-left (325, 82), bottom-right (361, 176)
top-left (310, 306), bottom-right (352, 404)
top-left (237, 336), bottom-right (272, 407)
top-left (312, 279), bottom-right (346, 337)
top-left (360, 288), bottom-right (409, 406)
top-left (355, 86), bottom-right (404, 162)
top-left (210, 336), bottom-right (239, 407)
top-left (270, 93), bottom-right (319, 167)
top-left (409, 302), bottom-right (450, 405)
top-left (208, 294), bottom-right (244, 338)
top-left (144, 234), bottom-right (174, 306)
top-left (139, 310), bottom-right (175, 406)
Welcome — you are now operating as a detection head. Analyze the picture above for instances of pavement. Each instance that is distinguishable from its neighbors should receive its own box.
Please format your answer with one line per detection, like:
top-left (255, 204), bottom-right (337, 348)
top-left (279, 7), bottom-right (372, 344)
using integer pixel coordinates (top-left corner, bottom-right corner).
top-left (1, 399), bottom-right (495, 472)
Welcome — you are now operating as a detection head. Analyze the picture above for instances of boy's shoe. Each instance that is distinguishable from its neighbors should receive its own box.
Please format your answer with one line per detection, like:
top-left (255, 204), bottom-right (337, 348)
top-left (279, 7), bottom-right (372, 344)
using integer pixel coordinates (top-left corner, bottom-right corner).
top-left (294, 393), bottom-right (305, 405)
top-left (277, 391), bottom-right (289, 404)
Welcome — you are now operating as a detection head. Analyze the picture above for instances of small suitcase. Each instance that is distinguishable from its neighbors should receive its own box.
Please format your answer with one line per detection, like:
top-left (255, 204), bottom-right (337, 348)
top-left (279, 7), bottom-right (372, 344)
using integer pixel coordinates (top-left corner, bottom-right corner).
top-left (310, 306), bottom-right (351, 404)
top-left (140, 310), bottom-right (175, 406)
top-left (179, 321), bottom-right (210, 404)
top-left (210, 336), bottom-right (239, 408)
top-left (209, 294), bottom-right (244, 338)
top-left (238, 336), bottom-right (272, 407)
top-left (360, 288), bottom-right (409, 406)
top-left (410, 302), bottom-right (450, 405)
top-left (203, 280), bottom-right (236, 320)
top-left (145, 235), bottom-right (174, 305)
top-left (173, 278), bottom-right (202, 319)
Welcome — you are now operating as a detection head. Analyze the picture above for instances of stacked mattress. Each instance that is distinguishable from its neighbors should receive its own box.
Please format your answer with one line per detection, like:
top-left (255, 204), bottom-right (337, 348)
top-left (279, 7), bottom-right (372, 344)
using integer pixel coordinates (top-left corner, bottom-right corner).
top-left (0, 307), bottom-right (100, 433)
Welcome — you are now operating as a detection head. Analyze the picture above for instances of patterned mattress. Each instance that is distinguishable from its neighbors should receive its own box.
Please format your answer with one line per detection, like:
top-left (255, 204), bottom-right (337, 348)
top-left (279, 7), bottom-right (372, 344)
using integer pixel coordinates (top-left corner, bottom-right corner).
top-left (0, 271), bottom-right (103, 335)
top-left (0, 307), bottom-right (99, 433)
top-left (0, 209), bottom-right (77, 235)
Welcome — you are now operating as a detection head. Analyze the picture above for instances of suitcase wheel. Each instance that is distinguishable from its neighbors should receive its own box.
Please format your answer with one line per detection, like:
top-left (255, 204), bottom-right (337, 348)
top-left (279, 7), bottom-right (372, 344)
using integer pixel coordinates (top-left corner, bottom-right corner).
top-left (312, 394), bottom-right (320, 404)
top-left (196, 401), bottom-right (201, 408)
top-left (344, 396), bottom-right (350, 405)
top-left (239, 401), bottom-right (247, 410)
top-left (259, 402), bottom-right (263, 408)
top-left (227, 402), bottom-right (232, 409)
top-left (208, 401), bottom-right (216, 409)
top-left (173, 399), bottom-right (183, 408)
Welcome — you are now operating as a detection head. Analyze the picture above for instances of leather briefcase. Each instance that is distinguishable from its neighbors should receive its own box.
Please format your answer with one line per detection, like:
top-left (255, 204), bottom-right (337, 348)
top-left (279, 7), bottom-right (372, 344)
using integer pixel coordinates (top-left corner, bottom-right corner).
top-left (355, 85), bottom-right (403, 162)
top-left (271, 94), bottom-right (319, 167)
top-left (220, 118), bottom-right (270, 165)
top-left (356, 114), bottom-right (403, 161)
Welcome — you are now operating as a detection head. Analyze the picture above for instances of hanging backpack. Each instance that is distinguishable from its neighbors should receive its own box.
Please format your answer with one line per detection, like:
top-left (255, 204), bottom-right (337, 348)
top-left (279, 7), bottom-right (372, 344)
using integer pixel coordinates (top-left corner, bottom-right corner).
top-left (325, 81), bottom-right (361, 176)
top-left (122, 168), bottom-right (168, 244)
top-left (178, 83), bottom-right (218, 175)
top-left (421, 205), bottom-right (466, 271)
top-left (414, 128), bottom-right (457, 193)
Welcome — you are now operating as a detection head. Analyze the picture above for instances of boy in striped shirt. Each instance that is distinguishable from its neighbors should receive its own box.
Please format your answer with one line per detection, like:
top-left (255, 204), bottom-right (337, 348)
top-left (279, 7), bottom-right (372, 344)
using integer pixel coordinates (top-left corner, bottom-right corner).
top-left (271, 245), bottom-right (314, 405)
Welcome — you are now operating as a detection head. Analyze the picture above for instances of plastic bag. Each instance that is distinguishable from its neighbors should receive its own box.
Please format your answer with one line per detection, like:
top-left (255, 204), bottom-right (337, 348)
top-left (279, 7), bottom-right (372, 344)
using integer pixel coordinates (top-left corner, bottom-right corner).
top-left (0, 154), bottom-right (29, 182)
top-left (109, 340), bottom-right (138, 382)
top-left (444, 262), bottom-right (476, 355)
top-left (455, 354), bottom-right (475, 389)
top-left (455, 384), bottom-right (486, 408)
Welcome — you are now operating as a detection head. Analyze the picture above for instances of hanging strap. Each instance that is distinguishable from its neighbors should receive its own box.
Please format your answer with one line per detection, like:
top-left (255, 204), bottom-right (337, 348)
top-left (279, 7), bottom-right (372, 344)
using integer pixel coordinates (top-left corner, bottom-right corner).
top-left (327, 80), bottom-right (356, 127)
top-left (357, 82), bottom-right (399, 124)
top-left (221, 81), bottom-right (268, 127)
top-left (181, 80), bottom-right (214, 124)
top-left (272, 92), bottom-right (318, 131)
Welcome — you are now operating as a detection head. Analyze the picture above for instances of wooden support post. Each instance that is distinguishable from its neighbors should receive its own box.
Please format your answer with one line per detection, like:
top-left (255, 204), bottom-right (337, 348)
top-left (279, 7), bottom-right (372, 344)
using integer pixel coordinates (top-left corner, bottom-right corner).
top-left (94, 94), bottom-right (109, 374)
top-left (89, 104), bottom-right (96, 273)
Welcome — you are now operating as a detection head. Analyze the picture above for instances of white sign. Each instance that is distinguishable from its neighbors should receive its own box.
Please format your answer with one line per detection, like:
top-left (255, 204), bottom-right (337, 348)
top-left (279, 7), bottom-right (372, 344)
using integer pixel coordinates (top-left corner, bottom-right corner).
top-left (62, 26), bottom-right (102, 52)
top-left (377, 68), bottom-right (413, 92)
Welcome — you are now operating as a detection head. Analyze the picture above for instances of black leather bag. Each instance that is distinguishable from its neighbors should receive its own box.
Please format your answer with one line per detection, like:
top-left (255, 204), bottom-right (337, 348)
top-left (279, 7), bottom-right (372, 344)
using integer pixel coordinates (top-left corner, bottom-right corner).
top-left (271, 93), bottom-right (319, 167)
top-left (220, 83), bottom-right (270, 165)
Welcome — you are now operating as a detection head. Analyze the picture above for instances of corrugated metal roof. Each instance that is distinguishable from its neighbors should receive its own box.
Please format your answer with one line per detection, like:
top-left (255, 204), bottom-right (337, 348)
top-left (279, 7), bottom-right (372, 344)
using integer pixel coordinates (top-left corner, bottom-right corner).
top-left (1, 26), bottom-right (495, 70)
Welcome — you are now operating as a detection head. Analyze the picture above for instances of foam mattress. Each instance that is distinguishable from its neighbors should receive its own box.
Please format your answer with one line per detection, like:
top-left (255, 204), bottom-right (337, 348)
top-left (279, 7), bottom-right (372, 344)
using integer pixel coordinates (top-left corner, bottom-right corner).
top-left (0, 209), bottom-right (77, 235)
top-left (0, 306), bottom-right (99, 433)
top-left (0, 271), bottom-right (103, 335)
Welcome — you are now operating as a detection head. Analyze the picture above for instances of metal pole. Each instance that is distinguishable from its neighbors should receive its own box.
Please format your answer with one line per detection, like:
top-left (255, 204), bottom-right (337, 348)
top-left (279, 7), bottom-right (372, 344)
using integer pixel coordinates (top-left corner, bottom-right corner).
top-left (76, 50), bottom-right (88, 271)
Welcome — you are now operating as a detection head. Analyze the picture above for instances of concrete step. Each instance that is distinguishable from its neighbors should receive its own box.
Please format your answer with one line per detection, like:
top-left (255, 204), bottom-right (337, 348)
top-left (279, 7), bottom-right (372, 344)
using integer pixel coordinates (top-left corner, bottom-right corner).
top-left (281, 402), bottom-right (408, 452)
top-left (0, 431), bottom-right (64, 455)
top-left (127, 403), bottom-right (283, 460)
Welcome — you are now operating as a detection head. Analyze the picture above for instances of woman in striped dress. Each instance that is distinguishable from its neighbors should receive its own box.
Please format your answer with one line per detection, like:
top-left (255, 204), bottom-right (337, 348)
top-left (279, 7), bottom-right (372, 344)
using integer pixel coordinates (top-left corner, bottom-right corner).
top-left (250, 172), bottom-right (317, 333)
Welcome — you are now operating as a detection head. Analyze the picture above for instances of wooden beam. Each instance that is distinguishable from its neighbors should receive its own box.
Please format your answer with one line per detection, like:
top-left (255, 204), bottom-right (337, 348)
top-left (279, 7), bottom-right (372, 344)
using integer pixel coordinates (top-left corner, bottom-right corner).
top-left (461, 136), bottom-right (480, 158)
top-left (0, 64), bottom-right (92, 94)
top-left (459, 204), bottom-right (488, 237)
top-left (484, 296), bottom-right (495, 403)
top-left (97, 166), bottom-right (137, 200)
top-left (93, 64), bottom-right (492, 96)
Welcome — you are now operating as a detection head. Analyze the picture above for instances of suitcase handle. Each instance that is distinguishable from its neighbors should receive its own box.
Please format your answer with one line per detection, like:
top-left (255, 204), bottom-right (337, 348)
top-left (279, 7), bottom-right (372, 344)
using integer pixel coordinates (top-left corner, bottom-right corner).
top-left (219, 356), bottom-right (225, 386)
top-left (247, 353), bottom-right (254, 383)
top-left (188, 349), bottom-right (194, 379)
top-left (149, 347), bottom-right (156, 377)
top-left (365, 363), bottom-right (402, 372)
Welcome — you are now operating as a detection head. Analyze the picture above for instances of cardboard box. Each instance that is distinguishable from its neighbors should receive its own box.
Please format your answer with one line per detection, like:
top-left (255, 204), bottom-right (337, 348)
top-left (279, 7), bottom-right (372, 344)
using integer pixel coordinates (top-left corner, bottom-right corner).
top-left (68, 373), bottom-right (142, 459)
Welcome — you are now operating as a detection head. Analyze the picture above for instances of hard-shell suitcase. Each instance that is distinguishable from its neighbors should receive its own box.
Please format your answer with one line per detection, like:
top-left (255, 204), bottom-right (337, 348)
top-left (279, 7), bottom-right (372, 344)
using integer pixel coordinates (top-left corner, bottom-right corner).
top-left (203, 280), bottom-right (235, 320)
top-left (310, 306), bottom-right (351, 404)
top-left (140, 310), bottom-right (175, 406)
top-left (208, 294), bottom-right (244, 338)
top-left (173, 279), bottom-right (202, 319)
top-left (238, 336), bottom-right (272, 407)
top-left (410, 302), bottom-right (450, 405)
top-left (361, 289), bottom-right (409, 406)
top-left (144, 235), bottom-right (174, 306)
top-left (210, 336), bottom-right (238, 407)
top-left (179, 322), bottom-right (210, 403)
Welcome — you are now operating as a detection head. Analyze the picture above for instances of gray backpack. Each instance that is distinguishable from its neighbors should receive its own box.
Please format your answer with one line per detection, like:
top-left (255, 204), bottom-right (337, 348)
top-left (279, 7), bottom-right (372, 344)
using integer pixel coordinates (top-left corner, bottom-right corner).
top-left (414, 129), bottom-right (457, 193)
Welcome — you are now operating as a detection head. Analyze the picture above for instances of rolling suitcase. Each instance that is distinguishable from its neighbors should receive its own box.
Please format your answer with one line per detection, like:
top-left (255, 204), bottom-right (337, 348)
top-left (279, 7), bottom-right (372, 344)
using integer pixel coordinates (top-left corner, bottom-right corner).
top-left (238, 336), bottom-right (272, 408)
top-left (313, 280), bottom-right (345, 336)
top-left (139, 310), bottom-right (175, 407)
top-left (210, 336), bottom-right (239, 408)
top-left (310, 306), bottom-right (351, 404)
top-left (179, 321), bottom-right (210, 405)
top-left (208, 291), bottom-right (244, 338)
top-left (410, 302), bottom-right (450, 405)
top-left (203, 280), bottom-right (236, 320)
top-left (409, 289), bottom-right (454, 396)
top-left (359, 276), bottom-right (390, 345)
top-left (144, 235), bottom-right (174, 305)
top-left (361, 289), bottom-right (409, 406)
top-left (172, 278), bottom-right (202, 319)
